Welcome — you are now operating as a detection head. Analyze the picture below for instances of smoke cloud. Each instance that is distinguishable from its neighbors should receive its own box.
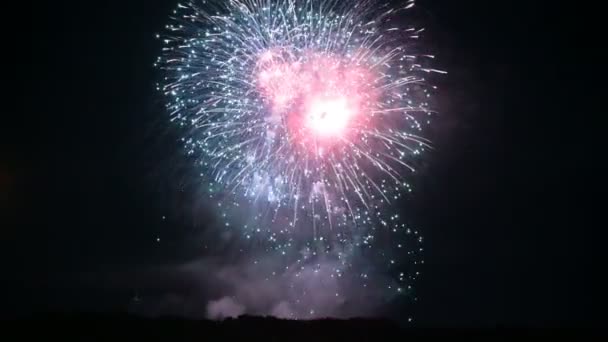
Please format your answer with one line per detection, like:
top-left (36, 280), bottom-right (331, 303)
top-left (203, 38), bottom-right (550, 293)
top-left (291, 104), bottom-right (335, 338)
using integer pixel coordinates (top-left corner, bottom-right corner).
top-left (124, 252), bottom-right (398, 320)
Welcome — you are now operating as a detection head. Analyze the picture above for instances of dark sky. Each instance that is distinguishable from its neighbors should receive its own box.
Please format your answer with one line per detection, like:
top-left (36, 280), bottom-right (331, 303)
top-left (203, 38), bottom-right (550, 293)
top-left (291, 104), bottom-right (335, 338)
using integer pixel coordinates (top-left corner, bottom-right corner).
top-left (2, 0), bottom-right (601, 326)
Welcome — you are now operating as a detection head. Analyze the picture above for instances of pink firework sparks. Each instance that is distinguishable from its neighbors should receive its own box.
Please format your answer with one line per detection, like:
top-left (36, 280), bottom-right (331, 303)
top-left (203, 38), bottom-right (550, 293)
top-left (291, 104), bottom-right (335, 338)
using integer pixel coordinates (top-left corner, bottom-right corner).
top-left (256, 50), bottom-right (377, 150)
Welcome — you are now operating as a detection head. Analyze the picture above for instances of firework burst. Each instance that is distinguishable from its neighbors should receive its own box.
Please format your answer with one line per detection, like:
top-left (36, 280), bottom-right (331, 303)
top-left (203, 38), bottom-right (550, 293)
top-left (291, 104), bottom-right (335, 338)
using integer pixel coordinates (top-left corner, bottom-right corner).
top-left (157, 0), bottom-right (441, 318)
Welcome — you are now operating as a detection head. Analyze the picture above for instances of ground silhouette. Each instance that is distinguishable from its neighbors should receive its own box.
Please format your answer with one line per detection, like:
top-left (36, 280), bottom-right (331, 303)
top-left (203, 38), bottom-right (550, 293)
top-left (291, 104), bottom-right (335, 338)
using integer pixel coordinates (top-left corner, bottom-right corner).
top-left (8, 313), bottom-right (596, 341)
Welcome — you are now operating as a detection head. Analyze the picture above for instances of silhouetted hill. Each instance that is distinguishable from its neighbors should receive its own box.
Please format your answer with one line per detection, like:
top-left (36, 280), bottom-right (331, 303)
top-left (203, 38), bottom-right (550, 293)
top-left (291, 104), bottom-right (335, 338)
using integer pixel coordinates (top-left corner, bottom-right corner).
top-left (5, 313), bottom-right (600, 341)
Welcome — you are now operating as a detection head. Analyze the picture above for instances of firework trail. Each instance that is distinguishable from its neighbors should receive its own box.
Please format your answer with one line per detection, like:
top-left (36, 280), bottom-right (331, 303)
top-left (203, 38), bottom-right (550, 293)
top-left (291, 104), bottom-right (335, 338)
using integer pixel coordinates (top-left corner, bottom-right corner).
top-left (157, 0), bottom-right (442, 319)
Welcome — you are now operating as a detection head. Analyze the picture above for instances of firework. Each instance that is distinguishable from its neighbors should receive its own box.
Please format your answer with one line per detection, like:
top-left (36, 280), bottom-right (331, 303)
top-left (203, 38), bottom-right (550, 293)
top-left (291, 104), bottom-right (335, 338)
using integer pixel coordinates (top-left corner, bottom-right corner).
top-left (157, 0), bottom-right (440, 318)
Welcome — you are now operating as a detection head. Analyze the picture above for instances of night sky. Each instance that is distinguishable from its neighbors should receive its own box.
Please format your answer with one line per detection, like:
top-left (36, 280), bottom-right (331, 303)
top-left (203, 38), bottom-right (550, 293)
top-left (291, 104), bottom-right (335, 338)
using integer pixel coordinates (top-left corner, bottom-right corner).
top-left (3, 0), bottom-right (600, 327)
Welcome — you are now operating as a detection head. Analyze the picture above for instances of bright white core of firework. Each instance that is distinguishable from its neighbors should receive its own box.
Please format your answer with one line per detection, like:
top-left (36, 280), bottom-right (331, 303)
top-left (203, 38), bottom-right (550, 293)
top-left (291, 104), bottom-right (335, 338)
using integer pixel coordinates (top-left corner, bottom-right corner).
top-left (305, 96), bottom-right (353, 138)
